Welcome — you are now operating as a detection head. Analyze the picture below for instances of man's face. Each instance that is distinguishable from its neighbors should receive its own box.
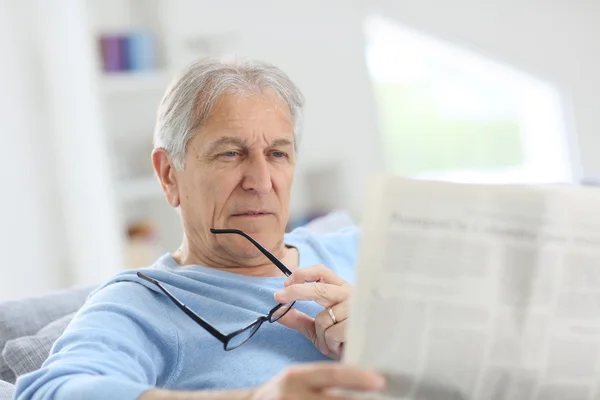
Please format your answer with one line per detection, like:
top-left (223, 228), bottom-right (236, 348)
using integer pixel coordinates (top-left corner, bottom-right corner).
top-left (174, 89), bottom-right (296, 260)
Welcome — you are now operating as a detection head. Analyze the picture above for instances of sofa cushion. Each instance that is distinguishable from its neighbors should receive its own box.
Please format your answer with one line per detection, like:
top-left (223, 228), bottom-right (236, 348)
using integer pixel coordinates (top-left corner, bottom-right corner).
top-left (0, 285), bottom-right (94, 383)
top-left (2, 312), bottom-right (76, 380)
top-left (0, 285), bottom-right (93, 349)
top-left (302, 210), bottom-right (355, 233)
top-left (0, 358), bottom-right (14, 389)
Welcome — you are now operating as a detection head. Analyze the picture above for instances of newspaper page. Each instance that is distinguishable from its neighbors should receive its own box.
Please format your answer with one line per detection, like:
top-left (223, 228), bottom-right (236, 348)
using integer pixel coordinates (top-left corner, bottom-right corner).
top-left (343, 175), bottom-right (600, 400)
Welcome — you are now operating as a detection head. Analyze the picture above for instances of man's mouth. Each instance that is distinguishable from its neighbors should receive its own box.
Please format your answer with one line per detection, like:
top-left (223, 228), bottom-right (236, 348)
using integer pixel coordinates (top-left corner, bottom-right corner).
top-left (232, 210), bottom-right (272, 217)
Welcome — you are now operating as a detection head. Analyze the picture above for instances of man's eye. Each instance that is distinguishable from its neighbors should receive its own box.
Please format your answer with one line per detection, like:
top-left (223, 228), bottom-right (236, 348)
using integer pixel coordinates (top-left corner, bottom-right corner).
top-left (221, 151), bottom-right (240, 158)
top-left (271, 151), bottom-right (288, 158)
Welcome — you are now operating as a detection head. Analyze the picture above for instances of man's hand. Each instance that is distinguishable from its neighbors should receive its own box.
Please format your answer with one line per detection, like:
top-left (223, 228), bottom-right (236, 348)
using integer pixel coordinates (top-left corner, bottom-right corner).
top-left (251, 362), bottom-right (385, 400)
top-left (274, 264), bottom-right (352, 359)
top-left (139, 363), bottom-right (385, 399)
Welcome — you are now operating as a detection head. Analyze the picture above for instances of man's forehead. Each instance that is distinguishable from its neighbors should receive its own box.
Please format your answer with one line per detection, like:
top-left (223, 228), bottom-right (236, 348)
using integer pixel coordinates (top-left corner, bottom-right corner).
top-left (205, 135), bottom-right (294, 149)
top-left (207, 90), bottom-right (292, 120)
top-left (191, 91), bottom-right (295, 150)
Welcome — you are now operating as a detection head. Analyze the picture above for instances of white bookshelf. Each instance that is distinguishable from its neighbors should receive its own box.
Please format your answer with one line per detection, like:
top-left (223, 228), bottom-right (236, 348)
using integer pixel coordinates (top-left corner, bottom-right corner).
top-left (85, 0), bottom-right (183, 269)
top-left (100, 70), bottom-right (172, 95)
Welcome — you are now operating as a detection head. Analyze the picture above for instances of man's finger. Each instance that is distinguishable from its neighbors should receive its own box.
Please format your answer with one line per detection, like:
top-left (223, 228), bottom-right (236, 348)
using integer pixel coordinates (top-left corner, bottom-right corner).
top-left (323, 321), bottom-right (346, 359)
top-left (277, 308), bottom-right (317, 345)
top-left (275, 282), bottom-right (347, 306)
top-left (292, 363), bottom-right (386, 392)
top-left (315, 300), bottom-right (350, 328)
top-left (284, 264), bottom-right (346, 287)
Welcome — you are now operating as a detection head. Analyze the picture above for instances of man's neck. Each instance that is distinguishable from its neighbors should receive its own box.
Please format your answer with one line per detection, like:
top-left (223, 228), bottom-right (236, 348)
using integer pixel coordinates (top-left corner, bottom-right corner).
top-left (171, 236), bottom-right (299, 278)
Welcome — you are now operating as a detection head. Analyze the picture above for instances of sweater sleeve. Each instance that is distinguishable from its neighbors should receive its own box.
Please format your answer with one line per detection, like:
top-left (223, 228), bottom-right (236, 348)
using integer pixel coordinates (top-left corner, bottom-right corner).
top-left (14, 281), bottom-right (180, 400)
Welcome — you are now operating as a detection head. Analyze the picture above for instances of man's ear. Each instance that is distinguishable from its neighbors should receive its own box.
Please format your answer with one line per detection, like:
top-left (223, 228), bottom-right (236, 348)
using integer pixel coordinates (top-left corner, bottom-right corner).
top-left (152, 148), bottom-right (180, 208)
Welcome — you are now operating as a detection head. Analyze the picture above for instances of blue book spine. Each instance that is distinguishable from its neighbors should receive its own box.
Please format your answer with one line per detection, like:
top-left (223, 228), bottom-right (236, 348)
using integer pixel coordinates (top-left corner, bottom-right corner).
top-left (117, 35), bottom-right (130, 71)
top-left (127, 31), bottom-right (157, 71)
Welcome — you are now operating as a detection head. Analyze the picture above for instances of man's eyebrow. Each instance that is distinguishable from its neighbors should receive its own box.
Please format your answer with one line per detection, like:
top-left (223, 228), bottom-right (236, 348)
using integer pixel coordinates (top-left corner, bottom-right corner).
top-left (205, 136), bottom-right (247, 153)
top-left (268, 138), bottom-right (295, 148)
top-left (205, 136), bottom-right (295, 153)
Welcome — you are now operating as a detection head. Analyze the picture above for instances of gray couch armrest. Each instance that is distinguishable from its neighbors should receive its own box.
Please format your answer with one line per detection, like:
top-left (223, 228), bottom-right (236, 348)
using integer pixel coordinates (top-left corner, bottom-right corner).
top-left (0, 285), bottom-right (96, 384)
top-left (0, 285), bottom-right (96, 350)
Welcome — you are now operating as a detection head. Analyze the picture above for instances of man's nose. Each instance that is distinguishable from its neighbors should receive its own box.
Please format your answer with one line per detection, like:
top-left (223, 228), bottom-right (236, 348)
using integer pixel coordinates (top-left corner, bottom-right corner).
top-left (241, 154), bottom-right (273, 195)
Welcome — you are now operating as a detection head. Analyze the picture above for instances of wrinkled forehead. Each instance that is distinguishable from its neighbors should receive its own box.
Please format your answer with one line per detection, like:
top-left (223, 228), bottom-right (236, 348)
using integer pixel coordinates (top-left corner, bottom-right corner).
top-left (193, 91), bottom-right (294, 145)
top-left (205, 89), bottom-right (292, 122)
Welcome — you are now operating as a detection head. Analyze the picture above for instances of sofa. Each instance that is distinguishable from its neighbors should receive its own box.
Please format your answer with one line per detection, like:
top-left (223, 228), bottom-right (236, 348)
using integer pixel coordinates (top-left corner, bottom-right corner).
top-left (0, 211), bottom-right (356, 399)
top-left (0, 285), bottom-right (96, 399)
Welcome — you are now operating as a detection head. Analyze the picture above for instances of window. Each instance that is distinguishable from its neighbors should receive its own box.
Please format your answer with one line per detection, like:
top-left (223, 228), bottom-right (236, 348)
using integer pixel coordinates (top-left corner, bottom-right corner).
top-left (365, 16), bottom-right (576, 184)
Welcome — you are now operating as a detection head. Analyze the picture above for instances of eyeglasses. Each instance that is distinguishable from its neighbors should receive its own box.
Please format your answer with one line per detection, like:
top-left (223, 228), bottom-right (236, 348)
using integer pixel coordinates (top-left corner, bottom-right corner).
top-left (137, 228), bottom-right (295, 351)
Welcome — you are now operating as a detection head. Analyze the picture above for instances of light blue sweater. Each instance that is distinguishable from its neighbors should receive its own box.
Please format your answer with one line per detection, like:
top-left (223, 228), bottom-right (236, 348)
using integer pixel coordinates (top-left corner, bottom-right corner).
top-left (14, 227), bottom-right (359, 400)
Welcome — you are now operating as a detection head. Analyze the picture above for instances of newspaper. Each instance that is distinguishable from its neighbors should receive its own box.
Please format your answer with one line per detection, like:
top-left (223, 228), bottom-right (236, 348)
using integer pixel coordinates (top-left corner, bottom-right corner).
top-left (343, 175), bottom-right (600, 400)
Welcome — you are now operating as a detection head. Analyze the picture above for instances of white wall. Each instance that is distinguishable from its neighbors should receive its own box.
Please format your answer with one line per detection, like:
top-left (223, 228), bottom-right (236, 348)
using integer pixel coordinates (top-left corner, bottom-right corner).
top-left (36, 0), bottom-right (126, 287)
top-left (369, 0), bottom-right (600, 180)
top-left (0, 1), bottom-right (127, 300)
top-left (0, 1), bottom-right (66, 300)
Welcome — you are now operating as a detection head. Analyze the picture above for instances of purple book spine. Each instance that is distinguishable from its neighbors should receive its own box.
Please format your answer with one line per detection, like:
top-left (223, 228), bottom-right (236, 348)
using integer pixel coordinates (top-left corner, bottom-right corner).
top-left (99, 35), bottom-right (122, 73)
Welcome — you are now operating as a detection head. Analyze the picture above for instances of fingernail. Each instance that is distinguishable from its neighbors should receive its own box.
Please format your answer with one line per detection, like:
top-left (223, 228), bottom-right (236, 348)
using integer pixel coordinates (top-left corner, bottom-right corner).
top-left (283, 278), bottom-right (292, 286)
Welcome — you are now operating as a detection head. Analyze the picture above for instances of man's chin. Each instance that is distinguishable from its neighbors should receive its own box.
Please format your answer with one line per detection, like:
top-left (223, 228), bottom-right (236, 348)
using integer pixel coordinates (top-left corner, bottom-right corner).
top-left (227, 214), bottom-right (277, 233)
top-left (225, 235), bottom-right (280, 260)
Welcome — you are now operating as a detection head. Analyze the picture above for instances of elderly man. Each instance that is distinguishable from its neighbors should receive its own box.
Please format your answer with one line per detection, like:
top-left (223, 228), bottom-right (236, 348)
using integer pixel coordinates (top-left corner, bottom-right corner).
top-left (14, 59), bottom-right (385, 399)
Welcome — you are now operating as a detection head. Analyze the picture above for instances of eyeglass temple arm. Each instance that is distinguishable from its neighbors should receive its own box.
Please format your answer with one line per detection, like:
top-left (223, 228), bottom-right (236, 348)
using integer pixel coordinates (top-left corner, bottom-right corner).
top-left (210, 228), bottom-right (293, 277)
top-left (136, 272), bottom-right (228, 343)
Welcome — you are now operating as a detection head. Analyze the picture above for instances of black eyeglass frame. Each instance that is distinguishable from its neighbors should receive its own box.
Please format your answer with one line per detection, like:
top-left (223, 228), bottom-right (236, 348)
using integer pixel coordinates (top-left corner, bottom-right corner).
top-left (136, 228), bottom-right (295, 351)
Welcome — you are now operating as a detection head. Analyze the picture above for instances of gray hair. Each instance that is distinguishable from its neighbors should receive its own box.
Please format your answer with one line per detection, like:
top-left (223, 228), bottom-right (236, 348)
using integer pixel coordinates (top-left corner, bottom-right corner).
top-left (153, 58), bottom-right (305, 170)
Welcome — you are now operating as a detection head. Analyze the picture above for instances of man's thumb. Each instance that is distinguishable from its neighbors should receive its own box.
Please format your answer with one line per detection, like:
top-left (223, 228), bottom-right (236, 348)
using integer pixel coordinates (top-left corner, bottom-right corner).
top-left (277, 309), bottom-right (317, 345)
